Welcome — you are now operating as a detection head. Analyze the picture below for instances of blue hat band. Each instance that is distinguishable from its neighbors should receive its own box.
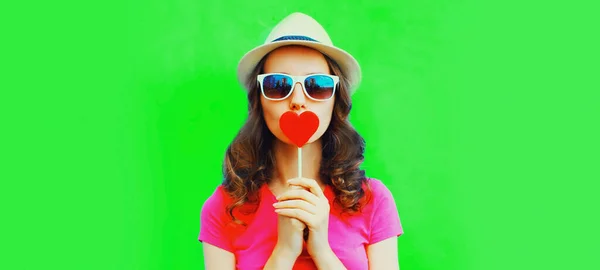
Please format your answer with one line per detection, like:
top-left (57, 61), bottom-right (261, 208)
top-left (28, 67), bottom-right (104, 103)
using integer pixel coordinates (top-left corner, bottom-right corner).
top-left (271, 35), bottom-right (318, 42)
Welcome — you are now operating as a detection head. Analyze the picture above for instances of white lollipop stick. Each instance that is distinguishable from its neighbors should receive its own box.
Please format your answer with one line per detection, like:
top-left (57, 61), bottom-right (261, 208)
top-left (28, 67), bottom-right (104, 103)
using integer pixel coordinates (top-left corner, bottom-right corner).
top-left (298, 147), bottom-right (302, 179)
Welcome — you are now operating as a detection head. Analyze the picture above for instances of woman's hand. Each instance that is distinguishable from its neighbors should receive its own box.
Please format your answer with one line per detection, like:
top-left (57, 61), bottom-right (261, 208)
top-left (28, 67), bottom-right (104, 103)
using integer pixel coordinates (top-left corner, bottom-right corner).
top-left (272, 185), bottom-right (308, 261)
top-left (273, 178), bottom-right (331, 257)
top-left (265, 185), bottom-right (308, 269)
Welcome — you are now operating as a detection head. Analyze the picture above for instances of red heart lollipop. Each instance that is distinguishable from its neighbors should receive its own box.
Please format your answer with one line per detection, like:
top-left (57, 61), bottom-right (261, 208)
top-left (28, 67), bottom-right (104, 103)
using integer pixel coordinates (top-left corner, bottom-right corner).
top-left (279, 111), bottom-right (320, 148)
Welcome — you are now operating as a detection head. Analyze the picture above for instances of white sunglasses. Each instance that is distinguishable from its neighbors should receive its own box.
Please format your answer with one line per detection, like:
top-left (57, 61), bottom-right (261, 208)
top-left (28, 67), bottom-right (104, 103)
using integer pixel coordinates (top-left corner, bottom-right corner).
top-left (257, 73), bottom-right (339, 101)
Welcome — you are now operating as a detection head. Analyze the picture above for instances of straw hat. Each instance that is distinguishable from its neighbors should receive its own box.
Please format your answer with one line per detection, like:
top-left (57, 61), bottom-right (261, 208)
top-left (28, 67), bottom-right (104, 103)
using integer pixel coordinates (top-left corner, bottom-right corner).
top-left (237, 12), bottom-right (362, 95)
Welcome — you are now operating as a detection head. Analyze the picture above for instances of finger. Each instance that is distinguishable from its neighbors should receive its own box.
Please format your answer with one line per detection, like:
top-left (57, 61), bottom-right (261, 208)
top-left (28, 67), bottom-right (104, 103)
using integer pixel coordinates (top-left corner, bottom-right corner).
top-left (273, 199), bottom-right (316, 214)
top-left (274, 208), bottom-right (314, 227)
top-left (276, 189), bottom-right (319, 205)
top-left (289, 185), bottom-right (305, 191)
top-left (287, 178), bottom-right (326, 198)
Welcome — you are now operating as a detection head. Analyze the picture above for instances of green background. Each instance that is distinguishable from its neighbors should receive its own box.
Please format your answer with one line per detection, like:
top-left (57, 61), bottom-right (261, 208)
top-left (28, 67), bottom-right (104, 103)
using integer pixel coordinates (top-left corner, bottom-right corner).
top-left (2, 0), bottom-right (599, 269)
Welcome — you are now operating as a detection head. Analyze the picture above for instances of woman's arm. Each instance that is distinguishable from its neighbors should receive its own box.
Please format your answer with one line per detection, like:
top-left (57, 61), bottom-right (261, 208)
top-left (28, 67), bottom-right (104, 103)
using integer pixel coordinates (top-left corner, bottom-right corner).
top-left (366, 237), bottom-right (400, 270)
top-left (202, 243), bottom-right (236, 270)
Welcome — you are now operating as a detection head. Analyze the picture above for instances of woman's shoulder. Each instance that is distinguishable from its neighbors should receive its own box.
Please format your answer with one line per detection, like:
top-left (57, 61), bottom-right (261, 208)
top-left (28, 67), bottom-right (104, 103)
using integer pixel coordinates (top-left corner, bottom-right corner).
top-left (201, 185), bottom-right (234, 213)
top-left (359, 177), bottom-right (398, 211)
top-left (363, 177), bottom-right (395, 199)
top-left (200, 184), bottom-right (261, 222)
top-left (198, 185), bottom-right (239, 251)
top-left (362, 177), bottom-right (404, 241)
top-left (364, 177), bottom-right (388, 190)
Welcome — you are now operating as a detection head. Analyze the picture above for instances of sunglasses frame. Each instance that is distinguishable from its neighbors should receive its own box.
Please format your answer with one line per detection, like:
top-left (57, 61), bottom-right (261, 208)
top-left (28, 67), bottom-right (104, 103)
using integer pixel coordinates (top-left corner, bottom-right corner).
top-left (257, 73), bottom-right (339, 101)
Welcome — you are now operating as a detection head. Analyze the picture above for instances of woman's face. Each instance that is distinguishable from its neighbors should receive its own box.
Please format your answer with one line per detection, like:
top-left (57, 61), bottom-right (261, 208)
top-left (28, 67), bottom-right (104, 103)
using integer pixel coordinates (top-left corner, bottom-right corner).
top-left (260, 46), bottom-right (335, 147)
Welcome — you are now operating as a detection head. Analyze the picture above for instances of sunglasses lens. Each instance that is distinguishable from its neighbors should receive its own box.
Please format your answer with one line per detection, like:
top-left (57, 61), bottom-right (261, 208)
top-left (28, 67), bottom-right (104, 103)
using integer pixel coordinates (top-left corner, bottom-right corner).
top-left (304, 75), bottom-right (335, 100)
top-left (262, 74), bottom-right (293, 99)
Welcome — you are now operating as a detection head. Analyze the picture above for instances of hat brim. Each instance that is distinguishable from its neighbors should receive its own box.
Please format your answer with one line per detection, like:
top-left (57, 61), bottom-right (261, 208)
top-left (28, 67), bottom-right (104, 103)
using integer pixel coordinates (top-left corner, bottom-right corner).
top-left (237, 40), bottom-right (362, 95)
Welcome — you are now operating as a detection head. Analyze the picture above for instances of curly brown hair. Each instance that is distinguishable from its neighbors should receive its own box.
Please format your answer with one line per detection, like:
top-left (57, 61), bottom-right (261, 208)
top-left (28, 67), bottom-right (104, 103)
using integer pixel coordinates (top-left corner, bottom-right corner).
top-left (222, 47), bottom-right (371, 225)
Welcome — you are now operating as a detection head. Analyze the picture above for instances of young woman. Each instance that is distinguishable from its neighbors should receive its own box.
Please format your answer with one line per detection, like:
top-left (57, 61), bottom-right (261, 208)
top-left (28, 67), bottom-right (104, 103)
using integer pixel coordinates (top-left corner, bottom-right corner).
top-left (198, 12), bottom-right (403, 270)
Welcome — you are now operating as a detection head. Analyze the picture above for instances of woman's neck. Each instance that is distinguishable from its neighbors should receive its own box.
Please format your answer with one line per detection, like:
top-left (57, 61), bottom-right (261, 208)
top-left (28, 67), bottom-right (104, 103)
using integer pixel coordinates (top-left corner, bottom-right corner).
top-left (270, 138), bottom-right (324, 189)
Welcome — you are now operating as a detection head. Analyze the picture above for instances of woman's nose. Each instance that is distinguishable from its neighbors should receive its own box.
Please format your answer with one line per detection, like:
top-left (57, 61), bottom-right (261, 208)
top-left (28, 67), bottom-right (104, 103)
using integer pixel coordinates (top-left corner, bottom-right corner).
top-left (289, 82), bottom-right (306, 110)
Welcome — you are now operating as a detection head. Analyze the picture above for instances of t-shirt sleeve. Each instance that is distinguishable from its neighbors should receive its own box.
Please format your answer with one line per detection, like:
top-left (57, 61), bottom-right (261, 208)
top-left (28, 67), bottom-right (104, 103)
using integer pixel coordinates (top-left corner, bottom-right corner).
top-left (198, 186), bottom-right (234, 252)
top-left (368, 179), bottom-right (404, 244)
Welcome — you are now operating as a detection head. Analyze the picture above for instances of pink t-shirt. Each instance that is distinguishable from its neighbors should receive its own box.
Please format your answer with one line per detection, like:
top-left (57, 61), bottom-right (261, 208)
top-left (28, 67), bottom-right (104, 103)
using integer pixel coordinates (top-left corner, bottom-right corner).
top-left (198, 178), bottom-right (403, 270)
